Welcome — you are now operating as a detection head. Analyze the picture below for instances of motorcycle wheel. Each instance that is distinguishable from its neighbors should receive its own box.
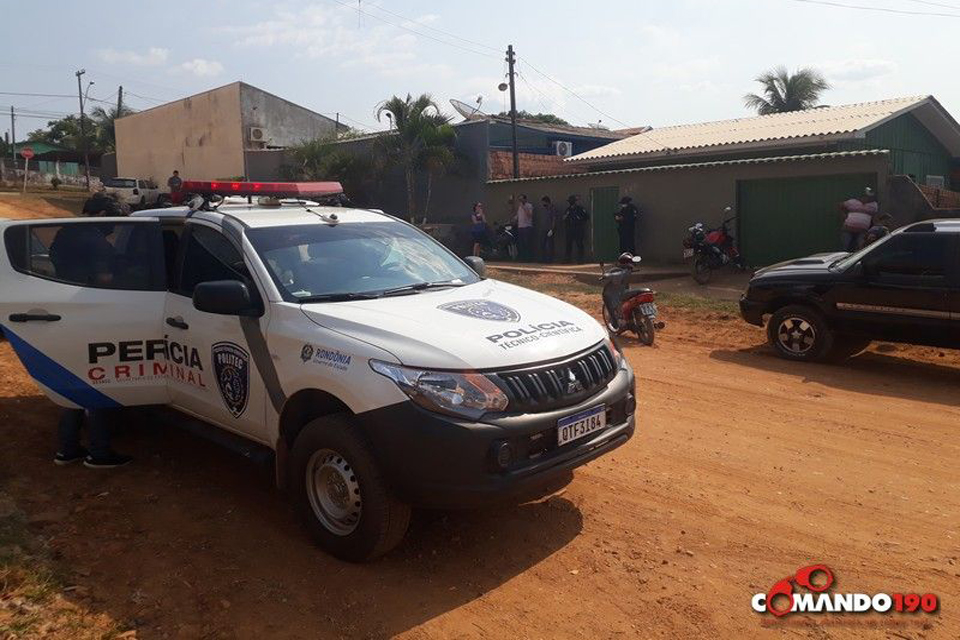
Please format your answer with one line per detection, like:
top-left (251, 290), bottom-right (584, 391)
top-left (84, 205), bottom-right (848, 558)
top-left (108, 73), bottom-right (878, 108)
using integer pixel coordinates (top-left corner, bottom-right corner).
top-left (692, 255), bottom-right (713, 285)
top-left (633, 311), bottom-right (655, 346)
top-left (602, 304), bottom-right (626, 335)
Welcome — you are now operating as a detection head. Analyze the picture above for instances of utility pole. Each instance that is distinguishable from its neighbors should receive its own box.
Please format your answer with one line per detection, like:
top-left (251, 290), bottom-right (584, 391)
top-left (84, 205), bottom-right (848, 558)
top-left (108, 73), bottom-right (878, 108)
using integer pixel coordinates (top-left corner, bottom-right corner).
top-left (506, 44), bottom-right (519, 179)
top-left (9, 106), bottom-right (15, 166)
top-left (117, 85), bottom-right (123, 115)
top-left (76, 69), bottom-right (90, 190)
top-left (335, 112), bottom-right (340, 139)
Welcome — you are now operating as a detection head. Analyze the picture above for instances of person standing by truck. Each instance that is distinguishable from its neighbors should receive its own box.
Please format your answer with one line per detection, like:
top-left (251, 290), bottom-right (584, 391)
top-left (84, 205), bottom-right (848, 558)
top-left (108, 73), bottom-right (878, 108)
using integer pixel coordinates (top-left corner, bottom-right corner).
top-left (839, 187), bottom-right (878, 251)
top-left (615, 196), bottom-right (639, 254)
top-left (564, 194), bottom-right (590, 263)
top-left (167, 170), bottom-right (183, 193)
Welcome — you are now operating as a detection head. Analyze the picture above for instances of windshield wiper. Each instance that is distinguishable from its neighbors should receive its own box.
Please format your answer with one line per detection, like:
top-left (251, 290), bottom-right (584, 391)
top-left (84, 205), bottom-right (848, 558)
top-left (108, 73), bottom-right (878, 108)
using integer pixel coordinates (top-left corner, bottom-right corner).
top-left (379, 281), bottom-right (469, 297)
top-left (296, 292), bottom-right (382, 303)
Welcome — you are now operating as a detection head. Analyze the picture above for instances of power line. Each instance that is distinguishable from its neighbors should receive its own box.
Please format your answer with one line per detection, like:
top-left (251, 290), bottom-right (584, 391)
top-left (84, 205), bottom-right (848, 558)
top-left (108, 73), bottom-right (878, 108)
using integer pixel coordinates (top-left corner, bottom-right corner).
top-left (329, 0), bottom-right (500, 59)
top-left (903, 0), bottom-right (960, 9)
top-left (330, 1), bottom-right (630, 127)
top-left (363, 3), bottom-right (502, 54)
top-left (515, 69), bottom-right (556, 116)
top-left (787, 0), bottom-right (960, 17)
top-left (518, 57), bottom-right (630, 128)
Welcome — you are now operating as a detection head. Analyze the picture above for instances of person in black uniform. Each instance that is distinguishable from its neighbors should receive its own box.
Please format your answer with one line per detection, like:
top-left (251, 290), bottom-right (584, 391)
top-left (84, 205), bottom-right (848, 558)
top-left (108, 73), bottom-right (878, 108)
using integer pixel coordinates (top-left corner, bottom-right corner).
top-left (563, 195), bottom-right (590, 263)
top-left (615, 196), bottom-right (639, 254)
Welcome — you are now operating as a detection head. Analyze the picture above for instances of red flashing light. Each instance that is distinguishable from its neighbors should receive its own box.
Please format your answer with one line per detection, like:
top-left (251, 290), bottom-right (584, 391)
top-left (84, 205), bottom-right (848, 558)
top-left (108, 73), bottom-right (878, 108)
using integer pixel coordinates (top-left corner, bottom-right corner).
top-left (181, 180), bottom-right (343, 198)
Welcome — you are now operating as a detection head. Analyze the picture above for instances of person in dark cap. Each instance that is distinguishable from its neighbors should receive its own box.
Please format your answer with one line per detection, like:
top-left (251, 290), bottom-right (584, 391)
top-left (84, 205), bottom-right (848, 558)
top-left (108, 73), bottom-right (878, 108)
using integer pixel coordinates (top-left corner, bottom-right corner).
top-left (615, 196), bottom-right (639, 254)
top-left (563, 195), bottom-right (590, 263)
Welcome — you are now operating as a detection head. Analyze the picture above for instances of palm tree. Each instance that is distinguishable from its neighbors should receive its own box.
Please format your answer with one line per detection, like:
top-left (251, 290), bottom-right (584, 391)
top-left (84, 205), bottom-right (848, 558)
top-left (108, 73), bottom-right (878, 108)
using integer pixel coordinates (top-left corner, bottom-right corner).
top-left (90, 104), bottom-right (137, 152)
top-left (376, 94), bottom-right (454, 220)
top-left (743, 67), bottom-right (830, 115)
top-left (419, 115), bottom-right (458, 220)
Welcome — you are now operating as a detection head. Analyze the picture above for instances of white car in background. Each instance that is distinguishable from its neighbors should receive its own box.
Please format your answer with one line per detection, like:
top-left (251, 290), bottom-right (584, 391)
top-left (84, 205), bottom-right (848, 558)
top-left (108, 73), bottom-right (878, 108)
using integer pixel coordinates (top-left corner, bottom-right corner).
top-left (102, 177), bottom-right (161, 208)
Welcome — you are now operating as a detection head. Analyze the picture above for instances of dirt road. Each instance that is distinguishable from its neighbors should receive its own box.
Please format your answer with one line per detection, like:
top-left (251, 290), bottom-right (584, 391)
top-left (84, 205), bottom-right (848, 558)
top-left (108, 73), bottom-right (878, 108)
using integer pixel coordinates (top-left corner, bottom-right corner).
top-left (0, 282), bottom-right (957, 639)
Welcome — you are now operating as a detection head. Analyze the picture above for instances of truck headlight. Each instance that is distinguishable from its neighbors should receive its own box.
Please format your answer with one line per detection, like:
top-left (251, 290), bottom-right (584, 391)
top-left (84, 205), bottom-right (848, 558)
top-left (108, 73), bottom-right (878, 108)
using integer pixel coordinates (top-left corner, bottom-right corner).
top-left (369, 360), bottom-right (509, 418)
top-left (603, 336), bottom-right (624, 368)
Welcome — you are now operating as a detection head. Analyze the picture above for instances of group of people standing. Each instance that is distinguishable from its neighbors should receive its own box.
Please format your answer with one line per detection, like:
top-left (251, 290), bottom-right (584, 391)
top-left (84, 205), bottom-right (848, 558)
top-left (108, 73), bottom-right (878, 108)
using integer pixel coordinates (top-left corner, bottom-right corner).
top-left (471, 193), bottom-right (639, 263)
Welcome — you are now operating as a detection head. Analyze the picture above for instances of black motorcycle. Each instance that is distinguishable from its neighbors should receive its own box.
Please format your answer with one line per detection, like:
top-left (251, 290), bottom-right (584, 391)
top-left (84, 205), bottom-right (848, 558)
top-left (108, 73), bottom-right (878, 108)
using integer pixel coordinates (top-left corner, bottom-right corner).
top-left (491, 222), bottom-right (518, 261)
top-left (682, 206), bottom-right (744, 284)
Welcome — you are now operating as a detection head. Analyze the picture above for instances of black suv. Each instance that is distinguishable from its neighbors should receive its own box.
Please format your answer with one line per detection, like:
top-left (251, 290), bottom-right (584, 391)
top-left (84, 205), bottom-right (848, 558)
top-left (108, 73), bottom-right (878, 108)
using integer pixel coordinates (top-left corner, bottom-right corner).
top-left (740, 220), bottom-right (960, 362)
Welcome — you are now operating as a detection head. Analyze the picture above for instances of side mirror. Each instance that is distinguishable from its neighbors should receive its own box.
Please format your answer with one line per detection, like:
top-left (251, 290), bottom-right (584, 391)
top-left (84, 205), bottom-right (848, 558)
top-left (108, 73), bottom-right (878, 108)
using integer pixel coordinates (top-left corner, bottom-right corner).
top-left (464, 255), bottom-right (487, 278)
top-left (193, 280), bottom-right (258, 316)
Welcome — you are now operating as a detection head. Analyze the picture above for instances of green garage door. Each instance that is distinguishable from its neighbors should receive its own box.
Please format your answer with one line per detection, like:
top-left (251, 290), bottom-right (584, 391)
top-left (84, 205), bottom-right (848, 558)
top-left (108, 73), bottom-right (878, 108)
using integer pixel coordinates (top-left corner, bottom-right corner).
top-left (591, 186), bottom-right (620, 262)
top-left (738, 173), bottom-right (877, 266)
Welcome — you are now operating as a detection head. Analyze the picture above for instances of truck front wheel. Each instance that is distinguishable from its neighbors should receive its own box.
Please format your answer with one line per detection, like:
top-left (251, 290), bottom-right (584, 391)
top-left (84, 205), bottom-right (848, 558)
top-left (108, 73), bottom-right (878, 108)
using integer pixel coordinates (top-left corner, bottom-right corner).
top-left (767, 305), bottom-right (833, 362)
top-left (289, 414), bottom-right (410, 562)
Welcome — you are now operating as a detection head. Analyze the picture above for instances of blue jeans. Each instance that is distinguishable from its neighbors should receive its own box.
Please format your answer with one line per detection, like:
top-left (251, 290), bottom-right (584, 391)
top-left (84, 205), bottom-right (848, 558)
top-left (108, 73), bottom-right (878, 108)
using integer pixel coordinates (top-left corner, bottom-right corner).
top-left (58, 409), bottom-right (111, 459)
top-left (841, 230), bottom-right (864, 252)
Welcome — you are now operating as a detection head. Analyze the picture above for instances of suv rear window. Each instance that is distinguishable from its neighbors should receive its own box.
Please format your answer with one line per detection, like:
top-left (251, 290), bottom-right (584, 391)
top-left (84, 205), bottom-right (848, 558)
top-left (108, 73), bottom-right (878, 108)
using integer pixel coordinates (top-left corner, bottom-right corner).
top-left (4, 221), bottom-right (166, 291)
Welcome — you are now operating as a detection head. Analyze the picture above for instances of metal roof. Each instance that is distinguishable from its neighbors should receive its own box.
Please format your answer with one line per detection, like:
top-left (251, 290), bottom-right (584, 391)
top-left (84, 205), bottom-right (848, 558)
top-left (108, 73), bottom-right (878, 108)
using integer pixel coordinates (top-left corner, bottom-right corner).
top-left (567, 96), bottom-right (960, 165)
top-left (487, 149), bottom-right (889, 185)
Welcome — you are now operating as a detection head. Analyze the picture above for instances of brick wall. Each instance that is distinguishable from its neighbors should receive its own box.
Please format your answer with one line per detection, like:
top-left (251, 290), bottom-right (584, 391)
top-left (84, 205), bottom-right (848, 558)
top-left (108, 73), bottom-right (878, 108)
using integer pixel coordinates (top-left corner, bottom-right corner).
top-left (488, 151), bottom-right (584, 180)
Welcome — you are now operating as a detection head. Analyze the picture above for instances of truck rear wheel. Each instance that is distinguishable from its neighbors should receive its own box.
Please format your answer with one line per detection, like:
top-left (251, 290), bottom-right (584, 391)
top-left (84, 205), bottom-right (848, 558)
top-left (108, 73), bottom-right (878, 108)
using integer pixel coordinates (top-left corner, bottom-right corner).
top-left (289, 414), bottom-right (410, 562)
top-left (767, 305), bottom-right (833, 362)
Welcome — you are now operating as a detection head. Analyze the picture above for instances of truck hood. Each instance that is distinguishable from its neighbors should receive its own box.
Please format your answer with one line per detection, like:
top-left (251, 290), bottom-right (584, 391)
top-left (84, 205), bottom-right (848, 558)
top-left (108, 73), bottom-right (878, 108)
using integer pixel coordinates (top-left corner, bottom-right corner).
top-left (299, 279), bottom-right (605, 370)
top-left (753, 252), bottom-right (849, 278)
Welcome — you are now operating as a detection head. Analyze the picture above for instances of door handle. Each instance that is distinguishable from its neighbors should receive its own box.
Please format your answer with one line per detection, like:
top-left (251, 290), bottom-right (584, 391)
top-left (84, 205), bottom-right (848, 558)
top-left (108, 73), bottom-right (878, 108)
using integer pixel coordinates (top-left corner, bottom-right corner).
top-left (165, 316), bottom-right (189, 330)
top-left (9, 313), bottom-right (61, 323)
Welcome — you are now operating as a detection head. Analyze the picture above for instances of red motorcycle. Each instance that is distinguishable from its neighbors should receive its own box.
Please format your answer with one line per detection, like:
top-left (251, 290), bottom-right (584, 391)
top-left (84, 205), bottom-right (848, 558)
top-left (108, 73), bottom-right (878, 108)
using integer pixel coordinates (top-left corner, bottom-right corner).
top-left (682, 206), bottom-right (745, 284)
top-left (600, 253), bottom-right (664, 346)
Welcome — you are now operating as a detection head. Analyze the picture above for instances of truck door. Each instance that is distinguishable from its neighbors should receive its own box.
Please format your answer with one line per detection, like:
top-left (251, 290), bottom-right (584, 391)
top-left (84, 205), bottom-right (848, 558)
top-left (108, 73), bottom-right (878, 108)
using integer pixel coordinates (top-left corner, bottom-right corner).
top-left (0, 218), bottom-right (169, 408)
top-left (829, 232), bottom-right (954, 346)
top-left (162, 221), bottom-right (271, 443)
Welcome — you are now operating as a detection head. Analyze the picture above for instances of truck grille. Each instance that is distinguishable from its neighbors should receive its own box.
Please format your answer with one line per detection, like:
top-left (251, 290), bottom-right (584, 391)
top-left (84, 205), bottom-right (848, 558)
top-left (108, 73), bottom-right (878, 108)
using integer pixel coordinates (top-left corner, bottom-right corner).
top-left (496, 344), bottom-right (617, 411)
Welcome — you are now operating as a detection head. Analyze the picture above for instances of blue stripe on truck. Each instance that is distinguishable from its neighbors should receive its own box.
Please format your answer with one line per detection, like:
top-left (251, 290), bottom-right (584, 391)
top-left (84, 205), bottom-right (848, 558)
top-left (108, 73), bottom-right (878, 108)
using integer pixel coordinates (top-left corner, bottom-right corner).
top-left (1, 324), bottom-right (122, 409)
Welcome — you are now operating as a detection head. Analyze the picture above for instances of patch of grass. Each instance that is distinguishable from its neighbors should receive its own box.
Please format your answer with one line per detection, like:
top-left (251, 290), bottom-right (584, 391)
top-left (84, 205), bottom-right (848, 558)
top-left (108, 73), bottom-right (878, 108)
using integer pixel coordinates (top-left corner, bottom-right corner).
top-left (0, 494), bottom-right (124, 639)
top-left (657, 292), bottom-right (739, 315)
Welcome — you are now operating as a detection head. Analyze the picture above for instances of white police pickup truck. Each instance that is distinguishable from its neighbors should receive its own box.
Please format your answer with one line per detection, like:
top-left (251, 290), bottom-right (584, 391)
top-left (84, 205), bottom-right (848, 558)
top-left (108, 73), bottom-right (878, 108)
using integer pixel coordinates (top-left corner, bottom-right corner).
top-left (0, 181), bottom-right (636, 561)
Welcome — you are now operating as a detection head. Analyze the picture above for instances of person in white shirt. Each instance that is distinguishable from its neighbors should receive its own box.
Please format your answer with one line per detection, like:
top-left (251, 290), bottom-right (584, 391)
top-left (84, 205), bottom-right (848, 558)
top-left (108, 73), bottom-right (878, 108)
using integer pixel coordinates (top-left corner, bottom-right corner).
top-left (516, 194), bottom-right (535, 261)
top-left (839, 187), bottom-right (879, 252)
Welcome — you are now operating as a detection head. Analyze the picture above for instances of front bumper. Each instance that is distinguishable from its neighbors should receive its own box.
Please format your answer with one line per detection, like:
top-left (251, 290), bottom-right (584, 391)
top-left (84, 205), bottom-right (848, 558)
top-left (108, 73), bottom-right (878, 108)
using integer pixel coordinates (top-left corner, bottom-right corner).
top-left (355, 361), bottom-right (636, 508)
top-left (739, 294), bottom-right (766, 326)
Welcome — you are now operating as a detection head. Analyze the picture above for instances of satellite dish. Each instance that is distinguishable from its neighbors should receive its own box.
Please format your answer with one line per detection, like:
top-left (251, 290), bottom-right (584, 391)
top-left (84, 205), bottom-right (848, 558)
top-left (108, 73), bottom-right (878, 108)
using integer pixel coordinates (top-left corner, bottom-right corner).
top-left (450, 98), bottom-right (485, 121)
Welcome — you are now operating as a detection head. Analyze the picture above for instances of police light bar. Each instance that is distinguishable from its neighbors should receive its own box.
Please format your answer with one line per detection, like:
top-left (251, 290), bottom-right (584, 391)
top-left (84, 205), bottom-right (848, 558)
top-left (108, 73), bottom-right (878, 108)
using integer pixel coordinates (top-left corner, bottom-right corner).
top-left (181, 180), bottom-right (343, 198)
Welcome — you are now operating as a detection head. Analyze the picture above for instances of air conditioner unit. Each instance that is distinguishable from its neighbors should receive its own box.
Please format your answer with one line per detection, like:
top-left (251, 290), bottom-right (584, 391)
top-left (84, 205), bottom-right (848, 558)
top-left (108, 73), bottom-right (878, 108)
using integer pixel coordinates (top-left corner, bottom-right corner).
top-left (553, 140), bottom-right (573, 157)
top-left (249, 127), bottom-right (267, 142)
top-left (926, 175), bottom-right (946, 188)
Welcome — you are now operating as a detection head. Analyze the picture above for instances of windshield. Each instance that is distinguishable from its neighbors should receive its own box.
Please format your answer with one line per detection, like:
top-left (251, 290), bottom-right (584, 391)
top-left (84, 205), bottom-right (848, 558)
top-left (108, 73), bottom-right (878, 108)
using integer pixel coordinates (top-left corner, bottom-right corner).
top-left (103, 178), bottom-right (137, 189)
top-left (247, 221), bottom-right (480, 301)
top-left (830, 232), bottom-right (896, 271)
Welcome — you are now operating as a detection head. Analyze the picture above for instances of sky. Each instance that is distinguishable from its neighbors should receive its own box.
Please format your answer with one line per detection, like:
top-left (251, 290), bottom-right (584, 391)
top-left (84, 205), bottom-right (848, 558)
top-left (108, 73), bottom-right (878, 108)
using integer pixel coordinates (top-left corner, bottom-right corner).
top-left (4, 0), bottom-right (960, 141)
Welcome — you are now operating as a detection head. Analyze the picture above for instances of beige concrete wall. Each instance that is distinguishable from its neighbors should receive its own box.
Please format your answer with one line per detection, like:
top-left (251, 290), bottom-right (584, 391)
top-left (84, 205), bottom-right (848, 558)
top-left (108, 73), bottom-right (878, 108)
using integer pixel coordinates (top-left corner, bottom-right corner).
top-left (485, 155), bottom-right (889, 263)
top-left (115, 83), bottom-right (244, 182)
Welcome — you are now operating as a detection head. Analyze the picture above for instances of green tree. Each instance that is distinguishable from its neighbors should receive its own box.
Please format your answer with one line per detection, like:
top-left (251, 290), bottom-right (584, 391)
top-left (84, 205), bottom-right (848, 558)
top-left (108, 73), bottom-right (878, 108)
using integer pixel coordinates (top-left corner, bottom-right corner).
top-left (743, 66), bottom-right (830, 115)
top-left (282, 137), bottom-right (383, 206)
top-left (376, 93), bottom-right (456, 220)
top-left (497, 110), bottom-right (570, 126)
top-left (91, 104), bottom-right (137, 152)
top-left (419, 116), bottom-right (458, 220)
top-left (27, 114), bottom-right (101, 154)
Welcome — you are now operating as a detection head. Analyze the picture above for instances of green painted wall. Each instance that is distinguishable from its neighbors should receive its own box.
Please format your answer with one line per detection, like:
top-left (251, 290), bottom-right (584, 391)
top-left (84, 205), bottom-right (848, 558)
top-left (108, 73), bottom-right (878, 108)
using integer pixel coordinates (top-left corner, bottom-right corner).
top-left (842, 113), bottom-right (953, 184)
